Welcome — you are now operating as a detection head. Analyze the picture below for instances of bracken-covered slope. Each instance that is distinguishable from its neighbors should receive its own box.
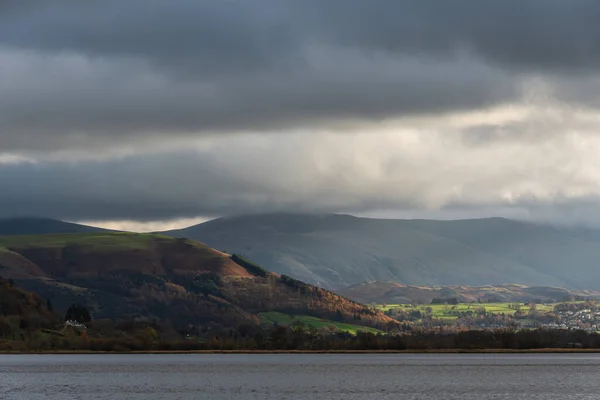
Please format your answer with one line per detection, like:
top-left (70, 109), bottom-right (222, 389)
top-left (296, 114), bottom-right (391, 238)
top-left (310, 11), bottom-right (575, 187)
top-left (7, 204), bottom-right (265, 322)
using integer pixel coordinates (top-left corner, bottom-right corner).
top-left (0, 278), bottom-right (58, 340)
top-left (0, 233), bottom-right (393, 331)
top-left (162, 213), bottom-right (600, 290)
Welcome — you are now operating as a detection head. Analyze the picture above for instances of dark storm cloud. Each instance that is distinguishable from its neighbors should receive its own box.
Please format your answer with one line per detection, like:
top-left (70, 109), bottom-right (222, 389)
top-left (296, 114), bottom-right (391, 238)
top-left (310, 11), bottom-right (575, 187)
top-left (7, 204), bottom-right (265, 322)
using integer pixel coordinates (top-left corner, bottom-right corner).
top-left (3, 1), bottom-right (600, 73)
top-left (3, 150), bottom-right (600, 226)
top-left (1, 0), bottom-right (600, 151)
top-left (0, 50), bottom-right (511, 152)
top-left (311, 1), bottom-right (600, 74)
top-left (2, 130), bottom-right (600, 223)
top-left (3, 0), bottom-right (600, 226)
top-left (0, 151), bottom-right (353, 220)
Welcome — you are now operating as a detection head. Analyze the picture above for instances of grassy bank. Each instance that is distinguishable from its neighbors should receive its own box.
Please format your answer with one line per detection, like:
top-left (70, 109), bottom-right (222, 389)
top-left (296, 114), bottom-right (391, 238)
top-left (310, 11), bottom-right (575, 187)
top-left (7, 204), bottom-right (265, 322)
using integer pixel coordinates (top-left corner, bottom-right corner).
top-left (259, 311), bottom-right (383, 334)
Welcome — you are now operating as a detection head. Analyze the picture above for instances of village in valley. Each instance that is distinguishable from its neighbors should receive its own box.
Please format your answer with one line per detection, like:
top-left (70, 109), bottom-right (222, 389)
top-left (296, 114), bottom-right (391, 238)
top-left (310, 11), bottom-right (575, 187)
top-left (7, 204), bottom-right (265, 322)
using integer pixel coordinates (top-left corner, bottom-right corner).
top-left (380, 300), bottom-right (600, 332)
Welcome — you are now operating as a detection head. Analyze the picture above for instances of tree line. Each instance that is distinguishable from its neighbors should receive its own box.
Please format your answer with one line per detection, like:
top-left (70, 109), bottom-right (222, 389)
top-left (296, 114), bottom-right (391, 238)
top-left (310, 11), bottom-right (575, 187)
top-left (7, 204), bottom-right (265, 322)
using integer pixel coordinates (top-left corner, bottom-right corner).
top-left (4, 316), bottom-right (600, 352)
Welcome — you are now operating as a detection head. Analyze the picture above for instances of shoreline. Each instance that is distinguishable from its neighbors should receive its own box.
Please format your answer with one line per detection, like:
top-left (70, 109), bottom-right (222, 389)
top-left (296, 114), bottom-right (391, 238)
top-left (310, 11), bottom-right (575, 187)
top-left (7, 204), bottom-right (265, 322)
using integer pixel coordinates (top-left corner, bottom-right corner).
top-left (2, 348), bottom-right (600, 355)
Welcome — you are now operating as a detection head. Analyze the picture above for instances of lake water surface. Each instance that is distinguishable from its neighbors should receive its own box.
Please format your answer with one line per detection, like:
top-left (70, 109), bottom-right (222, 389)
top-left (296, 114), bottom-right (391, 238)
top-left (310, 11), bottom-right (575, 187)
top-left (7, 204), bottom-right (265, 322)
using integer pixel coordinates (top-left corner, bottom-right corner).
top-left (1, 353), bottom-right (600, 399)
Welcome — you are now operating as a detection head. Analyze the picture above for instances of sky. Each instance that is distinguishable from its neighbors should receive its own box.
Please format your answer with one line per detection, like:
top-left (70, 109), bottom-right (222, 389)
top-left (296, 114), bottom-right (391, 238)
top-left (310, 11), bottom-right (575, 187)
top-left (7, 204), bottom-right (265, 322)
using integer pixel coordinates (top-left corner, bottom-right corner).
top-left (3, 1), bottom-right (600, 231)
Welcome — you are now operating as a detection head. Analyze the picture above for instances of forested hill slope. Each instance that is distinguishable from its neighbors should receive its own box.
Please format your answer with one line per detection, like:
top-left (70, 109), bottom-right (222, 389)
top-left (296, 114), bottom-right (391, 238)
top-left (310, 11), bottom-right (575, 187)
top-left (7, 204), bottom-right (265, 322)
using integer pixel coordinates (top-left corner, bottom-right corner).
top-left (0, 278), bottom-right (58, 341)
top-left (0, 232), bottom-right (393, 331)
top-left (162, 213), bottom-right (600, 290)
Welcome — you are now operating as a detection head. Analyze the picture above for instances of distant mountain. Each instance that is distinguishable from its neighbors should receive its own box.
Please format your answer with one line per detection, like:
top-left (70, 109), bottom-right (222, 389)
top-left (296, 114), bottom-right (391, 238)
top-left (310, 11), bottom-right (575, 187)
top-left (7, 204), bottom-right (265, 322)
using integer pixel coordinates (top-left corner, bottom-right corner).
top-left (162, 213), bottom-right (600, 290)
top-left (0, 232), bottom-right (392, 331)
top-left (339, 282), bottom-right (600, 305)
top-left (0, 217), bottom-right (109, 236)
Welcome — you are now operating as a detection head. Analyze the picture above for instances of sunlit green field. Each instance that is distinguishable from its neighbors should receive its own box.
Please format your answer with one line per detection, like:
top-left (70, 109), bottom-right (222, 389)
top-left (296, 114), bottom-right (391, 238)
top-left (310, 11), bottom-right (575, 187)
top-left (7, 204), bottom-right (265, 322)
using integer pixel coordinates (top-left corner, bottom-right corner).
top-left (259, 312), bottom-right (383, 334)
top-left (377, 301), bottom-right (586, 320)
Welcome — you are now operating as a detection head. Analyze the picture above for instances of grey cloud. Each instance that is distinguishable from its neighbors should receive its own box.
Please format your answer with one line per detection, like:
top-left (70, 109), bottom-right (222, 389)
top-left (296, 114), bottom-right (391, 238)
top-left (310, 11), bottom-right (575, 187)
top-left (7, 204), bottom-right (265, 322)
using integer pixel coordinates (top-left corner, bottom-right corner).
top-left (3, 1), bottom-right (600, 73)
top-left (0, 0), bottom-right (298, 75)
top-left (0, 152), bottom-right (344, 220)
top-left (310, 1), bottom-right (600, 74)
top-left (0, 47), bottom-right (513, 152)
top-left (1, 1), bottom-right (600, 152)
top-left (3, 0), bottom-right (600, 225)
top-left (2, 129), bottom-right (600, 223)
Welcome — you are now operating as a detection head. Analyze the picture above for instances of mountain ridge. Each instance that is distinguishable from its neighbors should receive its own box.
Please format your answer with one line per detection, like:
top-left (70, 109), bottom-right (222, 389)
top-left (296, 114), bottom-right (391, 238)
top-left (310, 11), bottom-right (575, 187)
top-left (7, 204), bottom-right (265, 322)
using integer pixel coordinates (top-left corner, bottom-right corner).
top-left (161, 213), bottom-right (600, 290)
top-left (339, 281), bottom-right (600, 305)
top-left (3, 213), bottom-right (600, 292)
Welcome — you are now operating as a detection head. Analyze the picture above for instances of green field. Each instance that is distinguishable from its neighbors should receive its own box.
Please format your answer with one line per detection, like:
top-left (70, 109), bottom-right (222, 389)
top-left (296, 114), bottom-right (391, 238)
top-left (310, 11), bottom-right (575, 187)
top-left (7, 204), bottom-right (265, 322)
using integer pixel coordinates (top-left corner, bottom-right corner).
top-left (377, 302), bottom-right (576, 320)
top-left (259, 312), bottom-right (382, 335)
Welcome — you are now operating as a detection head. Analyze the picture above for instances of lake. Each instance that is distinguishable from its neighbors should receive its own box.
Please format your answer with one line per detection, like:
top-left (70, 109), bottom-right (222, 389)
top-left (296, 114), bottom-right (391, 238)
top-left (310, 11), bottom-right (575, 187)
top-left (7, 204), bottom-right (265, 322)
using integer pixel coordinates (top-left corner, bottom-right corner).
top-left (1, 353), bottom-right (600, 399)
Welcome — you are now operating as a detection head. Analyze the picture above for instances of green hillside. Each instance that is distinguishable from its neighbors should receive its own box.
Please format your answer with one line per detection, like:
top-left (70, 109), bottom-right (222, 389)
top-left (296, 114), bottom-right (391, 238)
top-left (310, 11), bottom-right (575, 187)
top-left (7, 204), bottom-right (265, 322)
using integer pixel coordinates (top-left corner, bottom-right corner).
top-left (0, 232), bottom-right (166, 253)
top-left (259, 312), bottom-right (383, 334)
